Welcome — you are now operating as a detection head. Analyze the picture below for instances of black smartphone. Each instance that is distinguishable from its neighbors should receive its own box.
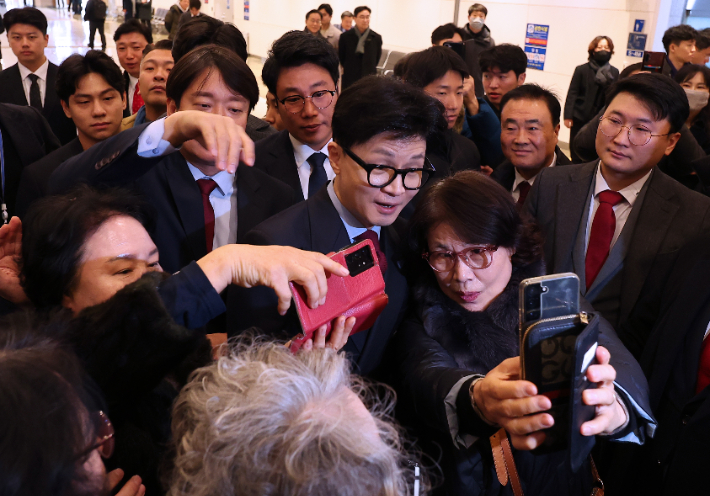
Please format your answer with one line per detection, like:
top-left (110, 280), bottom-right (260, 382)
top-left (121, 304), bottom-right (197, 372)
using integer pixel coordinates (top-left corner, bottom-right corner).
top-left (642, 51), bottom-right (667, 74)
top-left (442, 41), bottom-right (466, 61)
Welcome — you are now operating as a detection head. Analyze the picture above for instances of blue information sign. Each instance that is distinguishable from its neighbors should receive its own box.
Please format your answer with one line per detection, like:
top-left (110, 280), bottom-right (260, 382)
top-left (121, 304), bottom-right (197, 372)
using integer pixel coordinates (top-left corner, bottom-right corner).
top-left (627, 33), bottom-right (647, 51)
top-left (634, 19), bottom-right (645, 33)
top-left (626, 49), bottom-right (643, 58)
top-left (524, 24), bottom-right (549, 71)
top-left (524, 46), bottom-right (547, 71)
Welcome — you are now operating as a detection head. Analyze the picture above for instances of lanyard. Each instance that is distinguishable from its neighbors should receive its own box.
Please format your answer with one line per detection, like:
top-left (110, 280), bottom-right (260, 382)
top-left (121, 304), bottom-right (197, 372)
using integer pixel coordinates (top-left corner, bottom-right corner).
top-left (0, 129), bottom-right (6, 224)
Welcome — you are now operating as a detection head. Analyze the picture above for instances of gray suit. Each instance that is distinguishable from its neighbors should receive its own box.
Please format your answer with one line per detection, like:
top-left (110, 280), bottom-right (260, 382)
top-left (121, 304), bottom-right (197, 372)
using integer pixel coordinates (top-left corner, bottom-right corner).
top-left (524, 161), bottom-right (710, 331)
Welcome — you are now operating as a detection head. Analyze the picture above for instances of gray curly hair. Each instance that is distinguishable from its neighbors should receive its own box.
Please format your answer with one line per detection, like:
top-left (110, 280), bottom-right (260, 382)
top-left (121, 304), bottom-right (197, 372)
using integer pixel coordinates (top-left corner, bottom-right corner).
top-left (168, 337), bottom-right (422, 496)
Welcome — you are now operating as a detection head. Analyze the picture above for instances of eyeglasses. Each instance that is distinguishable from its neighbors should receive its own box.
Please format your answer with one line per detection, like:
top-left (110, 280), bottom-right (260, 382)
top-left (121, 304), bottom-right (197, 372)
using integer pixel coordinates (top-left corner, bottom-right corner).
top-left (598, 116), bottom-right (671, 146)
top-left (278, 90), bottom-right (336, 114)
top-left (423, 245), bottom-right (498, 272)
top-left (342, 147), bottom-right (435, 190)
top-left (76, 410), bottom-right (115, 460)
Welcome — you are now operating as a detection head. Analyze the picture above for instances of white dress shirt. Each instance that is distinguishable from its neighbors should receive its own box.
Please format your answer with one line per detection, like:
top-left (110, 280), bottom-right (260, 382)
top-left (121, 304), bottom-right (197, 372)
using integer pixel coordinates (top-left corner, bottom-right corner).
top-left (127, 74), bottom-right (139, 114)
top-left (584, 163), bottom-right (652, 251)
top-left (18, 58), bottom-right (49, 107)
top-left (290, 134), bottom-right (335, 199)
top-left (511, 154), bottom-right (557, 202)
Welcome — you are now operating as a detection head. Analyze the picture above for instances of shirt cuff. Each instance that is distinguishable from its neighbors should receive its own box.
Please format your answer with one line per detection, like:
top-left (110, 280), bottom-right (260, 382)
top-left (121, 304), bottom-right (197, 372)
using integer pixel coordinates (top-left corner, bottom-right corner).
top-left (137, 118), bottom-right (178, 157)
top-left (608, 381), bottom-right (657, 444)
top-left (444, 374), bottom-right (492, 449)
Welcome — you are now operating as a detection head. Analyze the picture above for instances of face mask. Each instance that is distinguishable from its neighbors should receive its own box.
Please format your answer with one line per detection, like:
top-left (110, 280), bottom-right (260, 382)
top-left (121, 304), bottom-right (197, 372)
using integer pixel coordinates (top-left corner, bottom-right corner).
top-left (592, 50), bottom-right (611, 65)
top-left (469, 18), bottom-right (484, 30)
top-left (685, 88), bottom-right (710, 112)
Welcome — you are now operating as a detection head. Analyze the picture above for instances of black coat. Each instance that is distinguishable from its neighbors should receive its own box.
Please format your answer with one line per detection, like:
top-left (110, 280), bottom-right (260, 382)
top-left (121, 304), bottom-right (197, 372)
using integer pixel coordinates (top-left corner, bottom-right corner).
top-left (338, 27), bottom-right (383, 89)
top-left (563, 62), bottom-right (619, 125)
top-left (462, 25), bottom-right (495, 98)
top-left (0, 63), bottom-right (77, 145)
top-left (253, 129), bottom-right (306, 201)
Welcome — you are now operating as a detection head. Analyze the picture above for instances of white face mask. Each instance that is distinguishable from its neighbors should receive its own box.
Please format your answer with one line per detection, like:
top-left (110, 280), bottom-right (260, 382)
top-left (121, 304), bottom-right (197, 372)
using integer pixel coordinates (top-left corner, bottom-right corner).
top-left (469, 18), bottom-right (484, 30)
top-left (685, 88), bottom-right (710, 112)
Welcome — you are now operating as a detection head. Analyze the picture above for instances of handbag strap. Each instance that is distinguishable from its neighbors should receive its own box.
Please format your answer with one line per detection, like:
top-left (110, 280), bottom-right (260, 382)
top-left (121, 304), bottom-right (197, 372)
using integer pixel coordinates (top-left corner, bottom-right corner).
top-left (590, 455), bottom-right (605, 496)
top-left (490, 428), bottom-right (524, 496)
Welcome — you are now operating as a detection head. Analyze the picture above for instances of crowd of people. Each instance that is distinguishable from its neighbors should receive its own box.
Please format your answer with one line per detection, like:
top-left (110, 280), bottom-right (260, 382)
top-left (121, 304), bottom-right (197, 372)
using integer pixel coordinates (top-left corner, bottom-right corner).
top-left (1, 2), bottom-right (710, 496)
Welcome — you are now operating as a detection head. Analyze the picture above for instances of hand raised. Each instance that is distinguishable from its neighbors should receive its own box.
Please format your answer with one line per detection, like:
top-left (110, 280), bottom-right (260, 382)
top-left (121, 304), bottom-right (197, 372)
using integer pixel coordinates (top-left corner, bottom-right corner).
top-left (0, 217), bottom-right (28, 305)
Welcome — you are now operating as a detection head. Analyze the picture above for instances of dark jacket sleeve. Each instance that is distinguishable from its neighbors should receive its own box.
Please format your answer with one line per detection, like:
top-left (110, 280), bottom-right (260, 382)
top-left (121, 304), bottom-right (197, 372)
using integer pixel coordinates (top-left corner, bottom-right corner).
top-left (465, 98), bottom-right (503, 167)
top-left (564, 65), bottom-right (584, 121)
top-left (572, 107), bottom-right (604, 163)
top-left (28, 106), bottom-right (62, 154)
top-left (158, 261), bottom-right (226, 329)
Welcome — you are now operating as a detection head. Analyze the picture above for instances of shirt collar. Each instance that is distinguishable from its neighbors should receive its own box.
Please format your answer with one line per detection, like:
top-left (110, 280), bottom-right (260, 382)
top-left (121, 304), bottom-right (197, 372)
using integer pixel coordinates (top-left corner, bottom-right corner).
top-left (289, 133), bottom-right (331, 168)
top-left (511, 153), bottom-right (557, 192)
top-left (186, 162), bottom-right (235, 196)
top-left (327, 180), bottom-right (381, 241)
top-left (18, 58), bottom-right (49, 81)
top-left (593, 161), bottom-right (651, 207)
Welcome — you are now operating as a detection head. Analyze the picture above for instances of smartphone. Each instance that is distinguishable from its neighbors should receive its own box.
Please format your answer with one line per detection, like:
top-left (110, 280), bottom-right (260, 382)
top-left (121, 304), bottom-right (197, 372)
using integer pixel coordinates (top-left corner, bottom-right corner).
top-left (642, 51), bottom-right (667, 74)
top-left (442, 41), bottom-right (466, 61)
top-left (288, 240), bottom-right (388, 353)
top-left (519, 273), bottom-right (580, 334)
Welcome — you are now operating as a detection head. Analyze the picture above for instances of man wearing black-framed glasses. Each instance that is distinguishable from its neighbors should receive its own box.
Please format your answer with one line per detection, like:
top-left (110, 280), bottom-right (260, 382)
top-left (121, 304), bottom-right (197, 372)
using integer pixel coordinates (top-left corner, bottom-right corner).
top-left (256, 31), bottom-right (340, 202)
top-left (228, 75), bottom-right (446, 379)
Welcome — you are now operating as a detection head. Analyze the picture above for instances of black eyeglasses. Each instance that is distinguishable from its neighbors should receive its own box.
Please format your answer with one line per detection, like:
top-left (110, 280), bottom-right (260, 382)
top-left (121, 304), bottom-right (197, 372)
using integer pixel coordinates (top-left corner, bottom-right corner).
top-left (278, 90), bottom-right (336, 114)
top-left (342, 147), bottom-right (435, 190)
top-left (75, 410), bottom-right (115, 460)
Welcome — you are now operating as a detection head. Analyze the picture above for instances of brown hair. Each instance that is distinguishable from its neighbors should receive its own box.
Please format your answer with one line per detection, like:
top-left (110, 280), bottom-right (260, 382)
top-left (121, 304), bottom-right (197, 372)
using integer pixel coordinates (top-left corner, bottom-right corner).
top-left (587, 36), bottom-right (614, 57)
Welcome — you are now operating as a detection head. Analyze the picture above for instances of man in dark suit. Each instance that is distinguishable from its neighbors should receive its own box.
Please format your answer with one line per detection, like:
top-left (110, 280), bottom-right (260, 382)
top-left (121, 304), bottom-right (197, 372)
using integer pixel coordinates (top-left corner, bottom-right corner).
top-left (0, 8), bottom-right (76, 145)
top-left (524, 73), bottom-right (710, 332)
top-left (179, 0), bottom-right (202, 28)
top-left (491, 84), bottom-right (572, 204)
top-left (113, 19), bottom-right (152, 118)
top-left (256, 31), bottom-right (340, 202)
top-left (227, 75), bottom-right (447, 378)
top-left (49, 46), bottom-right (295, 276)
top-left (338, 6), bottom-right (382, 89)
top-left (16, 50), bottom-right (126, 218)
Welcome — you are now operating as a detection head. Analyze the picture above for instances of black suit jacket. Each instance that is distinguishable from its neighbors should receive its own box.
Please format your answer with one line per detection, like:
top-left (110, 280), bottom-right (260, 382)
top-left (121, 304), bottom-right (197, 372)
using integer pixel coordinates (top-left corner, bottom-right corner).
top-left (524, 161), bottom-right (710, 331)
top-left (253, 129), bottom-right (305, 201)
top-left (0, 63), bottom-right (77, 145)
top-left (226, 186), bottom-right (409, 378)
top-left (0, 102), bottom-right (60, 218)
top-left (491, 145), bottom-right (572, 191)
top-left (338, 28), bottom-right (383, 89)
top-left (245, 113), bottom-right (277, 142)
top-left (16, 137), bottom-right (84, 218)
top-left (48, 124), bottom-right (297, 273)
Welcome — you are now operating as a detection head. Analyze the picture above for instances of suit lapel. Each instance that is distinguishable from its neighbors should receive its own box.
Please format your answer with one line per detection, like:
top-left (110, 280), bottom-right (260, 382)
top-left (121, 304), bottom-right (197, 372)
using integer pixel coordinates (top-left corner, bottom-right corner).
top-left (164, 153), bottom-right (208, 261)
top-left (267, 131), bottom-right (303, 200)
top-left (236, 166), bottom-right (263, 241)
top-left (43, 63), bottom-right (58, 117)
top-left (6, 65), bottom-right (28, 106)
top-left (306, 187), bottom-right (350, 253)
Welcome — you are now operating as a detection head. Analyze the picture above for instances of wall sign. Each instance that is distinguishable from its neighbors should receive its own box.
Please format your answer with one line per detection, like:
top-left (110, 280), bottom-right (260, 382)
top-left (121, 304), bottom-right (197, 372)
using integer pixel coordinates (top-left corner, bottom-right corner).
top-left (524, 24), bottom-right (549, 70)
top-left (633, 19), bottom-right (645, 33)
top-left (244, 0), bottom-right (249, 20)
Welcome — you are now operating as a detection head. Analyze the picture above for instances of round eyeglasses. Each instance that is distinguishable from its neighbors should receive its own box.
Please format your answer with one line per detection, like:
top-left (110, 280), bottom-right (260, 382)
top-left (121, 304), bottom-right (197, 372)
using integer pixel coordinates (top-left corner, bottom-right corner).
top-left (278, 90), bottom-right (336, 114)
top-left (598, 116), bottom-right (671, 146)
top-left (76, 410), bottom-right (115, 460)
top-left (342, 147), bottom-right (435, 190)
top-left (423, 245), bottom-right (498, 273)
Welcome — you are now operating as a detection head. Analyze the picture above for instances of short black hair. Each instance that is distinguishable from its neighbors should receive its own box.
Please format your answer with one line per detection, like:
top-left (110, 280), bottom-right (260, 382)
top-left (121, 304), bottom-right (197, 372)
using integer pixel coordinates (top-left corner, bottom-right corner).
top-left (479, 44), bottom-right (527, 77)
top-left (262, 30), bottom-right (340, 96)
top-left (318, 3), bottom-right (333, 16)
top-left (619, 62), bottom-right (643, 79)
top-left (56, 50), bottom-right (125, 104)
top-left (21, 185), bottom-right (154, 310)
top-left (3, 7), bottom-right (48, 35)
top-left (431, 23), bottom-right (464, 45)
top-left (499, 84), bottom-right (561, 127)
top-left (306, 9), bottom-right (321, 21)
top-left (113, 18), bottom-right (153, 43)
top-left (662, 24), bottom-right (697, 53)
top-left (697, 28), bottom-right (710, 51)
top-left (468, 3), bottom-right (488, 16)
top-left (143, 38), bottom-right (174, 57)
top-left (605, 72), bottom-right (689, 134)
top-left (403, 46), bottom-right (469, 89)
top-left (167, 44), bottom-right (259, 111)
top-left (189, 0), bottom-right (201, 9)
top-left (332, 75), bottom-right (447, 150)
top-left (353, 6), bottom-right (371, 17)
top-left (172, 16), bottom-right (248, 63)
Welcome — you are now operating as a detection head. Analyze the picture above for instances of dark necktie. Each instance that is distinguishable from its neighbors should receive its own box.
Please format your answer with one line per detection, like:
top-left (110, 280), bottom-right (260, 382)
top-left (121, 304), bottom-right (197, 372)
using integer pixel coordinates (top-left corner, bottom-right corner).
top-left (196, 178), bottom-right (218, 253)
top-left (696, 334), bottom-right (710, 394)
top-left (28, 74), bottom-right (42, 110)
top-left (585, 190), bottom-right (624, 291)
top-left (307, 152), bottom-right (328, 198)
top-left (355, 229), bottom-right (387, 275)
top-left (516, 181), bottom-right (531, 207)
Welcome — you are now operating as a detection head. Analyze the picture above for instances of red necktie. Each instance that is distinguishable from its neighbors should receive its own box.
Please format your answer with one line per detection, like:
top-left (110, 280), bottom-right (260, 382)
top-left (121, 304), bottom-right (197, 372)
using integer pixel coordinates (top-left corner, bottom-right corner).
top-left (585, 190), bottom-right (625, 291)
top-left (696, 335), bottom-right (710, 394)
top-left (196, 178), bottom-right (218, 253)
top-left (355, 229), bottom-right (387, 275)
top-left (516, 181), bottom-right (531, 207)
top-left (132, 81), bottom-right (145, 114)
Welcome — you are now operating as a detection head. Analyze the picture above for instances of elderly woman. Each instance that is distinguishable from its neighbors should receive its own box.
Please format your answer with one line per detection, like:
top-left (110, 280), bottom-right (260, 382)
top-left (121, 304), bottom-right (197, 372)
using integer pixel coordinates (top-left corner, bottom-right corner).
top-left (394, 171), bottom-right (654, 495)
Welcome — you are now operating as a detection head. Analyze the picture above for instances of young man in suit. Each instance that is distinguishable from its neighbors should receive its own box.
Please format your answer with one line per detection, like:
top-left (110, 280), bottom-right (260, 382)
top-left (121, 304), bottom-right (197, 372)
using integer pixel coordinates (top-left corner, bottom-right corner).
top-left (492, 84), bottom-right (571, 205)
top-left (16, 50), bottom-right (126, 217)
top-left (524, 73), bottom-right (710, 332)
top-left (338, 6), bottom-right (382, 90)
top-left (48, 45), bottom-right (295, 276)
top-left (228, 76), bottom-right (446, 378)
top-left (256, 30), bottom-right (340, 201)
top-left (113, 19), bottom-right (152, 118)
top-left (0, 7), bottom-right (76, 145)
